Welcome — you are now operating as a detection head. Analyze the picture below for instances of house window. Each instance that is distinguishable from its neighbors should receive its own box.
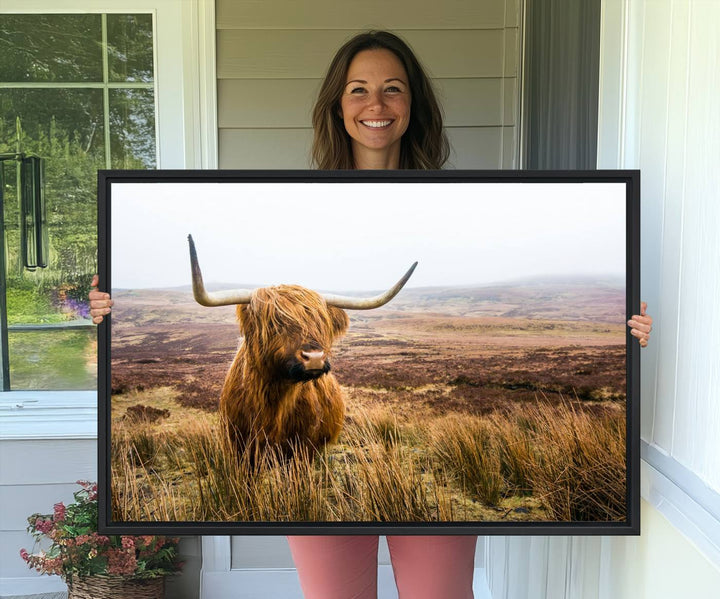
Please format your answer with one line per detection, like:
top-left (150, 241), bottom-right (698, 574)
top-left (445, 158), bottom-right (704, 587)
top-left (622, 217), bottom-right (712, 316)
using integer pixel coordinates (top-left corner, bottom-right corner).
top-left (0, 13), bottom-right (156, 390)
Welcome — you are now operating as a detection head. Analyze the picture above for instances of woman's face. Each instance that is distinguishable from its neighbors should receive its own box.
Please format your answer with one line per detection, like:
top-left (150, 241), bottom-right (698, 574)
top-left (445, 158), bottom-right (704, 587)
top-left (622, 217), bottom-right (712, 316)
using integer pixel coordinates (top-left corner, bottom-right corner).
top-left (340, 49), bottom-right (411, 165)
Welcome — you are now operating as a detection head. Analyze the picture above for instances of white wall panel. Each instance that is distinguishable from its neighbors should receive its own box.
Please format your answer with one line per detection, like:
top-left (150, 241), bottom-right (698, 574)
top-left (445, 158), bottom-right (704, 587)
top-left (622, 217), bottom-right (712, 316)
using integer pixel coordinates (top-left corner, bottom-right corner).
top-left (485, 537), bottom-right (508, 599)
top-left (218, 79), bottom-right (320, 128)
top-left (503, 78), bottom-right (517, 126)
top-left (671, 1), bottom-right (720, 483)
top-left (441, 79), bottom-right (510, 126)
top-left (446, 127), bottom-right (506, 168)
top-left (544, 537), bottom-right (570, 598)
top-left (525, 537), bottom-right (550, 599)
top-left (502, 126), bottom-right (518, 169)
top-left (217, 0), bottom-right (509, 30)
top-left (230, 536), bottom-right (296, 569)
top-left (0, 531), bottom-right (48, 579)
top-left (569, 537), bottom-right (601, 599)
top-left (600, 0), bottom-right (720, 489)
top-left (636, 0), bottom-right (673, 450)
top-left (505, 0), bottom-right (521, 29)
top-left (0, 440), bottom-right (96, 485)
top-left (504, 537), bottom-right (531, 599)
top-left (0, 483), bottom-right (79, 530)
top-left (503, 28), bottom-right (519, 77)
top-left (597, 0), bottom-right (624, 168)
top-left (218, 30), bottom-right (508, 80)
top-left (219, 128), bottom-right (313, 169)
top-left (653, 0), bottom-right (690, 460)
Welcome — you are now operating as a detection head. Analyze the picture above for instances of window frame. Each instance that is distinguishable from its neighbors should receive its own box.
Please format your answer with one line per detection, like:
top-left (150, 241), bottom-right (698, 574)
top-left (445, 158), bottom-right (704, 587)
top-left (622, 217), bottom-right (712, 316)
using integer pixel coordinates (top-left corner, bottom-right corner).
top-left (0, 0), bottom-right (218, 439)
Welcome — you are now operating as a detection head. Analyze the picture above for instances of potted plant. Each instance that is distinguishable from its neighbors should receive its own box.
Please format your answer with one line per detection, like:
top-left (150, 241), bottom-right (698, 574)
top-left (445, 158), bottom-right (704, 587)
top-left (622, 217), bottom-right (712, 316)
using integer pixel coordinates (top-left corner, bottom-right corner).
top-left (20, 481), bottom-right (182, 599)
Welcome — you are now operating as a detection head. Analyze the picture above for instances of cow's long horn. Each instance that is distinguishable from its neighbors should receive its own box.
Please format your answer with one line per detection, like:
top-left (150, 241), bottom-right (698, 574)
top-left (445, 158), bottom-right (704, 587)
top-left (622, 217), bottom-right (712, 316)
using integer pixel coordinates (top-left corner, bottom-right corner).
top-left (321, 262), bottom-right (418, 310)
top-left (188, 235), bottom-right (253, 306)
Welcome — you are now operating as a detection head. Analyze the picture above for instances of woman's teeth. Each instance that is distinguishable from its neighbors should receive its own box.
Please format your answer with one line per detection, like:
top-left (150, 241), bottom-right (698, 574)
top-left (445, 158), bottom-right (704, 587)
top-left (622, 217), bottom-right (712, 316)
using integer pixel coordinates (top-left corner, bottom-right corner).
top-left (362, 120), bottom-right (392, 128)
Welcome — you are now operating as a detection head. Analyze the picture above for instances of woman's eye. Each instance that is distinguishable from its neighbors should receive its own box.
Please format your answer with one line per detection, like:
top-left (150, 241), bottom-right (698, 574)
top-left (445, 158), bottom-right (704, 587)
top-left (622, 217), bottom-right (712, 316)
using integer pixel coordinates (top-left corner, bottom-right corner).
top-left (385, 86), bottom-right (402, 93)
top-left (349, 87), bottom-right (367, 94)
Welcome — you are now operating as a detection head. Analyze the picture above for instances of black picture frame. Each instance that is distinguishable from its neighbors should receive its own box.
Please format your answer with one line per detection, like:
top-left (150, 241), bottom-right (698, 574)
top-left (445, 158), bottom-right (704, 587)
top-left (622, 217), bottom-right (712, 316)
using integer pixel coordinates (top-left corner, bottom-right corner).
top-left (98, 169), bottom-right (640, 536)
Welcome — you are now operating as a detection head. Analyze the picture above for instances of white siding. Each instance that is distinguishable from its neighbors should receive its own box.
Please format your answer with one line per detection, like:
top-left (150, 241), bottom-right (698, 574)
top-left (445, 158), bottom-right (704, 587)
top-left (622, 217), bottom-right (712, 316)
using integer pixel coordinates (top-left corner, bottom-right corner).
top-left (216, 0), bottom-right (522, 170)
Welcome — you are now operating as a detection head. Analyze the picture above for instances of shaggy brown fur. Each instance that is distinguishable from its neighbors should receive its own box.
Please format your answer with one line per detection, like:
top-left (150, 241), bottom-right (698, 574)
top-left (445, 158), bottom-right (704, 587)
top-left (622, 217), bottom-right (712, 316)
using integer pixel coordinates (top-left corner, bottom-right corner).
top-left (219, 285), bottom-right (349, 460)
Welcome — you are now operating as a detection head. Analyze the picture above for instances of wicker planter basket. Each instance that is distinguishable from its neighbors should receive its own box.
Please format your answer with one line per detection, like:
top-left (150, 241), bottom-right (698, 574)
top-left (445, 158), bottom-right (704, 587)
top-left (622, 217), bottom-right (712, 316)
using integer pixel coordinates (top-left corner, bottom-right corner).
top-left (67, 575), bottom-right (164, 599)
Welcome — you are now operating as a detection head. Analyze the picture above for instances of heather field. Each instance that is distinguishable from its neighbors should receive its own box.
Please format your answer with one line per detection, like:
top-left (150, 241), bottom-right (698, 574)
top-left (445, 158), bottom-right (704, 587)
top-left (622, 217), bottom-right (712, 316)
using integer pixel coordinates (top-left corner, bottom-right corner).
top-left (109, 279), bottom-right (628, 523)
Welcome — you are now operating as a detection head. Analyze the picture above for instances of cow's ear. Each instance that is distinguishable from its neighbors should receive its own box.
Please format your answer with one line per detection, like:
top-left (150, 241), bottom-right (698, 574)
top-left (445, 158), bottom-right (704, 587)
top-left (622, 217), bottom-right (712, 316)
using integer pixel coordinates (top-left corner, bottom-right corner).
top-left (236, 304), bottom-right (250, 332)
top-left (328, 306), bottom-right (349, 337)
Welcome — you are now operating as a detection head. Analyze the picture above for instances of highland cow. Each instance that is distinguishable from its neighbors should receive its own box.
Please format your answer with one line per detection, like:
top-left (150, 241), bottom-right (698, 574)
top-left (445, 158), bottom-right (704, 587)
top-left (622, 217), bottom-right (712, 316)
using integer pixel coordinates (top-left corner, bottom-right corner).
top-left (188, 235), bottom-right (416, 460)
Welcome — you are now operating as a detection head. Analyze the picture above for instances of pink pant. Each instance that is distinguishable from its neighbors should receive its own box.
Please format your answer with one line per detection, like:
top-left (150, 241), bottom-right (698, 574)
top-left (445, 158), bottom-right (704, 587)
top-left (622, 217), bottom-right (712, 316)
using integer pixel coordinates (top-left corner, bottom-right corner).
top-left (287, 535), bottom-right (477, 599)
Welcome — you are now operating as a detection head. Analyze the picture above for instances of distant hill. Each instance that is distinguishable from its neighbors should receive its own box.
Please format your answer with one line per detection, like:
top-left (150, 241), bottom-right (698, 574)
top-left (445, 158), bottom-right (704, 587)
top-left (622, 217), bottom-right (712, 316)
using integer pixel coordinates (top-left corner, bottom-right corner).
top-left (386, 277), bottom-right (624, 321)
top-left (113, 276), bottom-right (624, 325)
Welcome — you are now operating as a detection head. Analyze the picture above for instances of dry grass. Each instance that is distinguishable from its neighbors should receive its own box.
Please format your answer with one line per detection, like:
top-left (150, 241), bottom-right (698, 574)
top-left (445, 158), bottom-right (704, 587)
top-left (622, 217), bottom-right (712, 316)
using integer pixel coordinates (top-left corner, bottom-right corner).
top-left (523, 399), bottom-right (627, 521)
top-left (111, 396), bottom-right (626, 523)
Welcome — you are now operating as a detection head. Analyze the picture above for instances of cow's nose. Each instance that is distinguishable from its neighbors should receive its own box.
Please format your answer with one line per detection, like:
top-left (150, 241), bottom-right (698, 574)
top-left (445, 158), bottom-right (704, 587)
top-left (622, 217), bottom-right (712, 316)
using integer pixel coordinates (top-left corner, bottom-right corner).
top-left (299, 350), bottom-right (326, 371)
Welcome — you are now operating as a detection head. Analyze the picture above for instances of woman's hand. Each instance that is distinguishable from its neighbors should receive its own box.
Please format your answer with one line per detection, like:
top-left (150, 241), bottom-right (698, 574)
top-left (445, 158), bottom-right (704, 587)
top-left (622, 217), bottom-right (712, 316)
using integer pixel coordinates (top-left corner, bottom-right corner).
top-left (89, 274), bottom-right (113, 324)
top-left (627, 301), bottom-right (653, 348)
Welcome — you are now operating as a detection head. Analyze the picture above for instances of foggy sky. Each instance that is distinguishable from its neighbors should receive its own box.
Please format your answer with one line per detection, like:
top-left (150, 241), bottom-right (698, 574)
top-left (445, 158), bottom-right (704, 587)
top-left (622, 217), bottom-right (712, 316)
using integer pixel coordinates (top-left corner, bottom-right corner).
top-left (110, 181), bottom-right (626, 292)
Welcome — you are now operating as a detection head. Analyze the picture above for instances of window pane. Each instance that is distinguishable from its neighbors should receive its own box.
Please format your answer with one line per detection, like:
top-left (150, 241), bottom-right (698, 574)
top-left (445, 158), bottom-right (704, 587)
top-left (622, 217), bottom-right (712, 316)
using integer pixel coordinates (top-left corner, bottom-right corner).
top-left (0, 14), bottom-right (102, 82)
top-left (8, 329), bottom-right (97, 390)
top-left (107, 14), bottom-right (154, 83)
top-left (1, 88), bottom-right (104, 279)
top-left (1, 90), bottom-right (102, 390)
top-left (0, 89), bottom-right (106, 161)
top-left (0, 13), bottom-right (157, 391)
top-left (110, 89), bottom-right (156, 168)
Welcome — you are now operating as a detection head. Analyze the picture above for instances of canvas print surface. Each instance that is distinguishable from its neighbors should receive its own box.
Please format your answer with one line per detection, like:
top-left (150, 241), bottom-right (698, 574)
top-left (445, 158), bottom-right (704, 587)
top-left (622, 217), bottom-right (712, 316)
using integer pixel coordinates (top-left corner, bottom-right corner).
top-left (101, 172), bottom-right (637, 534)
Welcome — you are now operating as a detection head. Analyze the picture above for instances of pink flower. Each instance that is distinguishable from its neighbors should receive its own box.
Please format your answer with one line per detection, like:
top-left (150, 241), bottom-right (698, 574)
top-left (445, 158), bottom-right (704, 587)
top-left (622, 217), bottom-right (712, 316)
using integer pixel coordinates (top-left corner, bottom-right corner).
top-left (34, 518), bottom-right (54, 534)
top-left (19, 548), bottom-right (29, 562)
top-left (121, 537), bottom-right (135, 550)
top-left (53, 503), bottom-right (66, 522)
top-left (43, 557), bottom-right (64, 576)
top-left (107, 548), bottom-right (137, 576)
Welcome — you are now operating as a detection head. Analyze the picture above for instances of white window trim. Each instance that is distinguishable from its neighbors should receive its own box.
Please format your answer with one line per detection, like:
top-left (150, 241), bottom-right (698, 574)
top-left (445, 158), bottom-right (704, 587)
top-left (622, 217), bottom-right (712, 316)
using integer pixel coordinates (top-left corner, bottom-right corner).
top-left (642, 445), bottom-right (720, 566)
top-left (0, 0), bottom-right (218, 440)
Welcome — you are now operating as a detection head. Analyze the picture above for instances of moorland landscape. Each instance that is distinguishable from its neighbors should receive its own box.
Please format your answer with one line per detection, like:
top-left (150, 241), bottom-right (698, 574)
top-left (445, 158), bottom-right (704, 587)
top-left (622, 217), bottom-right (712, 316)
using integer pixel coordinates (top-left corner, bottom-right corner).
top-left (110, 277), bottom-right (627, 524)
